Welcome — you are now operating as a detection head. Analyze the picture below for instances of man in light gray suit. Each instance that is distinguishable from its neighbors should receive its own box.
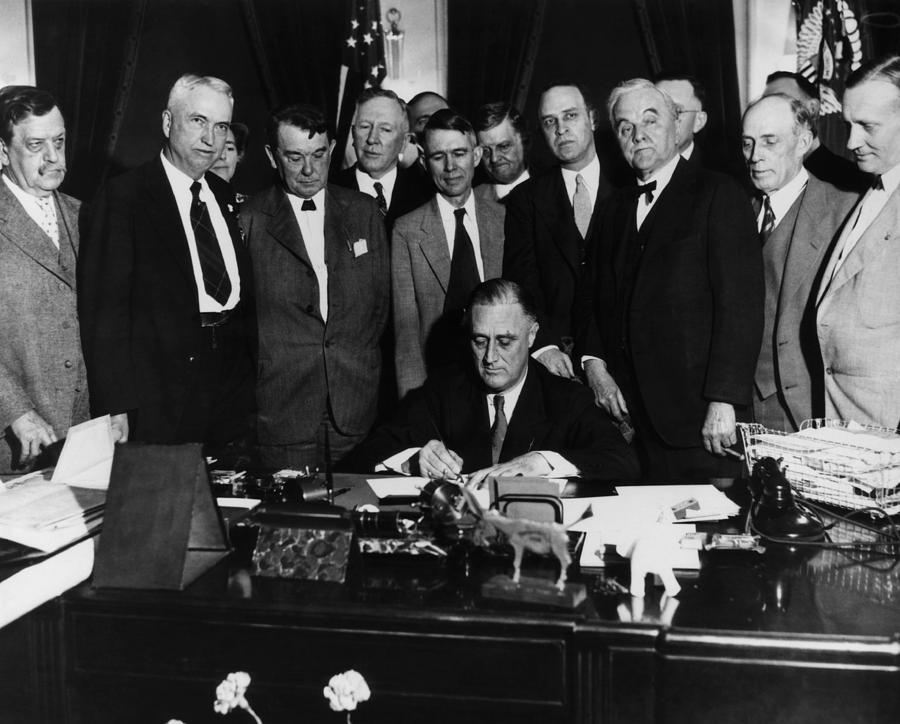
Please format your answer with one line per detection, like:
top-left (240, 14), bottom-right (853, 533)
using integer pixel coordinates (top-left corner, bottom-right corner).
top-left (0, 86), bottom-right (88, 472)
top-left (817, 55), bottom-right (900, 429)
top-left (392, 109), bottom-right (505, 397)
top-left (742, 94), bottom-right (856, 431)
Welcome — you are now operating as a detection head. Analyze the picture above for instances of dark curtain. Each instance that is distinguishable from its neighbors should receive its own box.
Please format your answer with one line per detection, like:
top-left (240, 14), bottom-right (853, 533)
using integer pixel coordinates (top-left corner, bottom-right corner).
top-left (447, 0), bottom-right (544, 118)
top-left (240, 0), bottom-right (347, 120)
top-left (632, 0), bottom-right (745, 176)
top-left (32, 0), bottom-right (147, 201)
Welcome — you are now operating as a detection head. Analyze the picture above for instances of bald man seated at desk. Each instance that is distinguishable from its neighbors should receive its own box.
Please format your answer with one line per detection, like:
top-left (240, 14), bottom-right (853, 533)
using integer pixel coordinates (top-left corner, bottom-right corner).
top-left (344, 279), bottom-right (639, 485)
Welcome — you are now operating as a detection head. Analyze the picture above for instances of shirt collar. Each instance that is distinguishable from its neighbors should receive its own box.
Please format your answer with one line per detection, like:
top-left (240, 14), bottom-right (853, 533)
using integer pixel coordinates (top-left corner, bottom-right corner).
top-left (681, 141), bottom-right (695, 160)
top-left (2, 171), bottom-right (49, 209)
top-left (160, 150), bottom-right (208, 195)
top-left (560, 154), bottom-right (601, 190)
top-left (493, 168), bottom-right (531, 200)
top-left (766, 167), bottom-right (809, 222)
top-left (355, 164), bottom-right (398, 196)
top-left (640, 153), bottom-right (680, 196)
top-left (286, 187), bottom-right (326, 213)
top-left (878, 161), bottom-right (900, 195)
top-left (487, 367), bottom-right (528, 418)
top-left (435, 187), bottom-right (476, 221)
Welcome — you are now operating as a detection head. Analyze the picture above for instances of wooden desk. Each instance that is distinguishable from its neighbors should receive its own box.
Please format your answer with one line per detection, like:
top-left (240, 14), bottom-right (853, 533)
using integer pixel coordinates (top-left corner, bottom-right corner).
top-left (30, 477), bottom-right (900, 722)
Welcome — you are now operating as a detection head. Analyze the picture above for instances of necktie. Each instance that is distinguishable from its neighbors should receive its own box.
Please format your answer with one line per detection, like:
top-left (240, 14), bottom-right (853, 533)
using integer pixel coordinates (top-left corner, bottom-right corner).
top-left (490, 394), bottom-right (507, 465)
top-left (189, 181), bottom-right (231, 305)
top-left (301, 198), bottom-right (316, 211)
top-left (760, 194), bottom-right (775, 244)
top-left (444, 208), bottom-right (480, 313)
top-left (872, 175), bottom-right (884, 191)
top-left (573, 173), bottom-right (592, 238)
top-left (636, 180), bottom-right (657, 204)
top-left (36, 196), bottom-right (59, 246)
top-left (373, 182), bottom-right (388, 216)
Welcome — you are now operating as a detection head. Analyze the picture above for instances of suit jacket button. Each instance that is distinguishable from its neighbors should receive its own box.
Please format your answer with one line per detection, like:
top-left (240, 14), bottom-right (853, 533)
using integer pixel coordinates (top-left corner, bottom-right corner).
top-left (825, 367), bottom-right (833, 375)
top-left (64, 360), bottom-right (73, 369)
top-left (306, 304), bottom-right (314, 313)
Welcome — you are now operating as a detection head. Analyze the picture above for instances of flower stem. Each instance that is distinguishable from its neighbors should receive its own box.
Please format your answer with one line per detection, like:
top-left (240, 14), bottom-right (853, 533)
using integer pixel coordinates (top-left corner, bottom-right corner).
top-left (245, 704), bottom-right (263, 724)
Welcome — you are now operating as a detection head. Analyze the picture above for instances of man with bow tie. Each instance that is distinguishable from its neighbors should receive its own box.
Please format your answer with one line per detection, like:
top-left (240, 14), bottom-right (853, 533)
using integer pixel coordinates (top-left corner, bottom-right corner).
top-left (816, 55), bottom-right (900, 429)
top-left (742, 94), bottom-right (856, 432)
top-left (241, 103), bottom-right (389, 469)
top-left (0, 86), bottom-right (88, 472)
top-left (578, 78), bottom-right (763, 481)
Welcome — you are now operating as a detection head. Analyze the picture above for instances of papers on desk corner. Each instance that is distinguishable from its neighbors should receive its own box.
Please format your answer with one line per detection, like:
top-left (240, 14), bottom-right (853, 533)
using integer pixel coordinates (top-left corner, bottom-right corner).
top-left (51, 415), bottom-right (115, 489)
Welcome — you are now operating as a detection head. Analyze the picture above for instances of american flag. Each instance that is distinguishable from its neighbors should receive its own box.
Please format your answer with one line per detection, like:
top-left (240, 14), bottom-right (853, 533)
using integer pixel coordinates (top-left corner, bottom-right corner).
top-left (335, 0), bottom-right (387, 171)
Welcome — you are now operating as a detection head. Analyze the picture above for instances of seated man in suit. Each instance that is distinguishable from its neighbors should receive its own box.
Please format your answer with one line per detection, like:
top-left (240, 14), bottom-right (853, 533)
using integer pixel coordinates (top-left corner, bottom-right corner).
top-left (742, 94), bottom-right (856, 431)
top-left (333, 88), bottom-right (432, 234)
top-left (392, 108), bottom-right (504, 397)
top-left (474, 102), bottom-right (531, 202)
top-left (241, 104), bottom-right (390, 470)
top-left (345, 279), bottom-right (639, 484)
top-left (764, 71), bottom-right (870, 193)
top-left (654, 74), bottom-right (708, 164)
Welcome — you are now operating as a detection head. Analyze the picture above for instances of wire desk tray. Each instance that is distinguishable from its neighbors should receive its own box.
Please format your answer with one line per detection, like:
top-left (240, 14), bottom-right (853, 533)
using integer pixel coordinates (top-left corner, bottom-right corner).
top-left (738, 418), bottom-right (900, 515)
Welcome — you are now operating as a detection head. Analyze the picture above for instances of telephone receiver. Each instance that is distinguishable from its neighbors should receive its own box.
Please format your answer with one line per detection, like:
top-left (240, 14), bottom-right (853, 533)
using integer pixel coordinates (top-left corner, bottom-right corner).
top-left (749, 457), bottom-right (826, 541)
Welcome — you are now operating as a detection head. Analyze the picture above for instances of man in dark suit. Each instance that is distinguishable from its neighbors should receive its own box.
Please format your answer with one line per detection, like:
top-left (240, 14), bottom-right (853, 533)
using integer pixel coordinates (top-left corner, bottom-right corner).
top-left (79, 74), bottom-right (254, 449)
top-left (242, 104), bottom-right (389, 470)
top-left (392, 109), bottom-right (505, 398)
top-left (580, 79), bottom-right (763, 481)
top-left (0, 86), bottom-right (89, 472)
top-left (742, 94), bottom-right (856, 431)
top-left (473, 102), bottom-right (531, 202)
top-left (504, 83), bottom-right (611, 379)
top-left (332, 88), bottom-right (432, 234)
top-left (346, 279), bottom-right (639, 484)
top-left (765, 71), bottom-right (870, 193)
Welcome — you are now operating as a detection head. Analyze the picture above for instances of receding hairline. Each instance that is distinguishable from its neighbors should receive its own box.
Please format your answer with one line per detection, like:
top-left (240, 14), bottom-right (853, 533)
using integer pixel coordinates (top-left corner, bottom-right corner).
top-left (607, 78), bottom-right (677, 127)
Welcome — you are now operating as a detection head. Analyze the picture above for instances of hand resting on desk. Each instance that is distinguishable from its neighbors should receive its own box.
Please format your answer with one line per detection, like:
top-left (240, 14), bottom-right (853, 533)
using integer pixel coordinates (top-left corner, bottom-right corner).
top-left (467, 451), bottom-right (552, 487)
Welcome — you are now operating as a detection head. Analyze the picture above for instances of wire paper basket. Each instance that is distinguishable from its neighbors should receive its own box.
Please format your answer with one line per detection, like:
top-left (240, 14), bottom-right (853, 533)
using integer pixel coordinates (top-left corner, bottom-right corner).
top-left (738, 419), bottom-right (900, 514)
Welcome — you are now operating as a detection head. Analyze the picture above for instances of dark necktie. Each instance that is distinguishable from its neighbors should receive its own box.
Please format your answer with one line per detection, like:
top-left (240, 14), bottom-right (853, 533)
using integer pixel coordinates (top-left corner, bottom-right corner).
top-left (444, 208), bottom-right (480, 313)
top-left (872, 175), bottom-right (884, 191)
top-left (301, 198), bottom-right (316, 211)
top-left (636, 180), bottom-right (657, 203)
top-left (373, 182), bottom-right (388, 216)
top-left (490, 394), bottom-right (507, 465)
top-left (760, 194), bottom-right (775, 244)
top-left (189, 181), bottom-right (231, 304)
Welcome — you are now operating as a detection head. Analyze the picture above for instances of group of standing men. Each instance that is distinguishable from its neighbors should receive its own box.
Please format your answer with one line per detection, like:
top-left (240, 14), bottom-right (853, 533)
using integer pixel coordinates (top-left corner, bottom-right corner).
top-left (1, 53), bottom-right (899, 482)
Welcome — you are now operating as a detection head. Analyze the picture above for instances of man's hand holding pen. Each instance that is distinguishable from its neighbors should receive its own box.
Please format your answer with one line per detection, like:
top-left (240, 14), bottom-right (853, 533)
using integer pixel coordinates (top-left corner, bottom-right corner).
top-left (417, 440), bottom-right (465, 481)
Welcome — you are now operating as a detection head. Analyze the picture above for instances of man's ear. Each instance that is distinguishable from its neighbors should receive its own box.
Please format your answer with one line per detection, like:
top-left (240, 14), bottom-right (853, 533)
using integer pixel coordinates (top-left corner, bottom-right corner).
top-left (161, 109), bottom-right (172, 139)
top-left (528, 321), bottom-right (539, 348)
top-left (796, 128), bottom-right (814, 157)
top-left (472, 143), bottom-right (484, 166)
top-left (264, 144), bottom-right (277, 170)
top-left (588, 108), bottom-right (597, 132)
top-left (693, 110), bottom-right (708, 134)
top-left (0, 139), bottom-right (8, 167)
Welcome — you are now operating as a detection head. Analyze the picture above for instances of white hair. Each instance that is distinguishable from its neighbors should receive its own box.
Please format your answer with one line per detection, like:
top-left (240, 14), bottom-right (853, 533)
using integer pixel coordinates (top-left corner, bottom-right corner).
top-left (166, 74), bottom-right (233, 110)
top-left (606, 78), bottom-right (677, 127)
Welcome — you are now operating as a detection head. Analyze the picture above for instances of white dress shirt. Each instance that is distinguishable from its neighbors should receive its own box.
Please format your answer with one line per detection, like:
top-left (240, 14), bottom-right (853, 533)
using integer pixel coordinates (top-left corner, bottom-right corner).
top-left (286, 188), bottom-right (329, 320)
top-left (757, 168), bottom-right (809, 231)
top-left (635, 153), bottom-right (680, 230)
top-left (355, 164), bottom-right (397, 209)
top-left (681, 141), bottom-right (695, 161)
top-left (492, 168), bottom-right (531, 200)
top-left (2, 172), bottom-right (59, 249)
top-left (159, 152), bottom-right (240, 312)
top-left (435, 190), bottom-right (485, 280)
top-left (561, 154), bottom-right (601, 210)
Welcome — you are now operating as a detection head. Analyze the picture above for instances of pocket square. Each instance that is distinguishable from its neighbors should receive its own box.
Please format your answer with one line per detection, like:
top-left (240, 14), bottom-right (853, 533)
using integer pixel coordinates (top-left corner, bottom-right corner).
top-left (353, 238), bottom-right (368, 257)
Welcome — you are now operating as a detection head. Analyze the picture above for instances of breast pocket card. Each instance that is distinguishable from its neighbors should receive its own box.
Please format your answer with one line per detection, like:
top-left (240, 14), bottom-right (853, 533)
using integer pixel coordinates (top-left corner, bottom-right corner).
top-left (352, 238), bottom-right (368, 258)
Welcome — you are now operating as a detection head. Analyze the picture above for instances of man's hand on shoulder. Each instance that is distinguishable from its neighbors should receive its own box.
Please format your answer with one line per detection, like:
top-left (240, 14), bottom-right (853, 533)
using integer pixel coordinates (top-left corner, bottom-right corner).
top-left (10, 410), bottom-right (58, 465)
top-left (110, 413), bottom-right (130, 443)
top-left (417, 440), bottom-right (463, 480)
top-left (584, 359), bottom-right (628, 421)
top-left (467, 451), bottom-right (552, 488)
top-left (535, 348), bottom-right (575, 378)
top-left (701, 401), bottom-right (736, 456)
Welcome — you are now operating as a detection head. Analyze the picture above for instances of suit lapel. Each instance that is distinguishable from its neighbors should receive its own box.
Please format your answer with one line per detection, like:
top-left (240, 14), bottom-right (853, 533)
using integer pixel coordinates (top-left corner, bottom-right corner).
top-left (0, 181), bottom-right (70, 284)
top-left (143, 158), bottom-right (197, 285)
top-left (417, 197), bottom-right (451, 292)
top-left (780, 179), bottom-right (827, 310)
top-left (324, 187), bottom-right (353, 271)
top-left (473, 188), bottom-right (503, 278)
top-left (264, 188), bottom-right (315, 271)
top-left (823, 187), bottom-right (900, 304)
top-left (547, 171), bottom-right (580, 272)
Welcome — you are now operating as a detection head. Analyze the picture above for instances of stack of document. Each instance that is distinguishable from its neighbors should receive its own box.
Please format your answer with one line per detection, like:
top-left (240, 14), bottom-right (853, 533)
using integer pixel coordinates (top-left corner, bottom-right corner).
top-left (0, 416), bottom-right (114, 552)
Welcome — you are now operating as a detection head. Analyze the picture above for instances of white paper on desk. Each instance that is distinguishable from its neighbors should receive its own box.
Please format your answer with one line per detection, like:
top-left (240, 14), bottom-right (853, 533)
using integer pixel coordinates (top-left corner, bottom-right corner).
top-left (614, 484), bottom-right (740, 521)
top-left (367, 476), bottom-right (429, 499)
top-left (0, 537), bottom-right (94, 629)
top-left (51, 415), bottom-right (114, 489)
top-left (580, 523), bottom-right (700, 570)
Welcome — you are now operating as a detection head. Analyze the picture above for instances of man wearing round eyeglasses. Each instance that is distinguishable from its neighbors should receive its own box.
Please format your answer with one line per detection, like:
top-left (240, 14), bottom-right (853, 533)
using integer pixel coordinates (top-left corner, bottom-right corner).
top-left (80, 74), bottom-right (255, 451)
top-left (655, 74), bottom-right (708, 164)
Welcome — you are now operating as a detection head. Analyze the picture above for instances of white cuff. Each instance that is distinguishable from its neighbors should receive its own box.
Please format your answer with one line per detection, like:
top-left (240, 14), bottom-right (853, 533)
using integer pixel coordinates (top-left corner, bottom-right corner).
top-left (375, 447), bottom-right (420, 474)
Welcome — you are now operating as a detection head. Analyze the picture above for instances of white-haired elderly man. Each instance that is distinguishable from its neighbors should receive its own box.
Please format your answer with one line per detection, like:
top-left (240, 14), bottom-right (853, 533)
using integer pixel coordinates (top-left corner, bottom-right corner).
top-left (80, 74), bottom-right (254, 450)
top-left (578, 78), bottom-right (763, 482)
